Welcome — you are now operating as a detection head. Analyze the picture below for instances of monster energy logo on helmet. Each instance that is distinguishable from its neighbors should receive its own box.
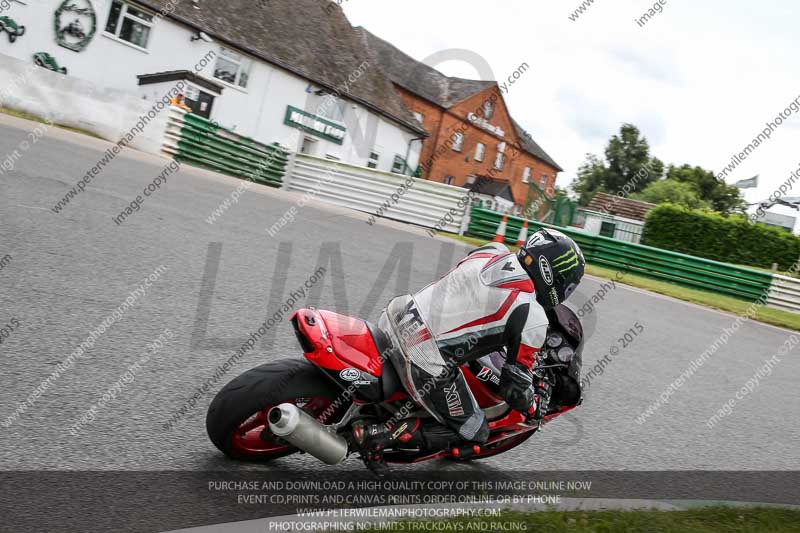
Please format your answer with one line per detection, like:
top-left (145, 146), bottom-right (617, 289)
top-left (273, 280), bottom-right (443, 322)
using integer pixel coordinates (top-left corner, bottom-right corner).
top-left (552, 248), bottom-right (580, 274)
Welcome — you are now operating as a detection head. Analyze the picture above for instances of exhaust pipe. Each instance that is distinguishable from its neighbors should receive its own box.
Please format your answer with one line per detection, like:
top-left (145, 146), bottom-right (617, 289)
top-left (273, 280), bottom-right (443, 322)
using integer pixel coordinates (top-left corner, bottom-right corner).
top-left (268, 403), bottom-right (349, 465)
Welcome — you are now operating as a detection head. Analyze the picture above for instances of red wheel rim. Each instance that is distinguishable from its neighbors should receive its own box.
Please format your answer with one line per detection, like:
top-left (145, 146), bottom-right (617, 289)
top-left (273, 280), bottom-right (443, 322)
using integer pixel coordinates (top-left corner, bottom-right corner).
top-left (231, 397), bottom-right (334, 456)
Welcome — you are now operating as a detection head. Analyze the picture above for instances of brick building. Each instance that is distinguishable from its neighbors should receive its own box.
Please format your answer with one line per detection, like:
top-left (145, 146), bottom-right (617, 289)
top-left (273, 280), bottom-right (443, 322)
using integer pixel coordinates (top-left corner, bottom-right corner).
top-left (358, 28), bottom-right (563, 213)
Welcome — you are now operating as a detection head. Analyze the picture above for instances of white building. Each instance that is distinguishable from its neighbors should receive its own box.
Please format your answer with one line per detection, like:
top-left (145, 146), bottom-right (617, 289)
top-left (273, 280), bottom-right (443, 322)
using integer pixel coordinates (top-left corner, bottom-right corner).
top-left (574, 192), bottom-right (657, 243)
top-left (753, 210), bottom-right (797, 233)
top-left (0, 0), bottom-right (425, 173)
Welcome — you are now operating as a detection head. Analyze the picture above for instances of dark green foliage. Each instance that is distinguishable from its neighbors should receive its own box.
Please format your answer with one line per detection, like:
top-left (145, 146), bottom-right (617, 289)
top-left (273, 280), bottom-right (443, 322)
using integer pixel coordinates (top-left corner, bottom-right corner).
top-left (633, 179), bottom-right (712, 210)
top-left (572, 124), bottom-right (664, 205)
top-left (571, 125), bottom-right (746, 215)
top-left (642, 204), bottom-right (800, 269)
top-left (604, 124), bottom-right (663, 192)
top-left (666, 164), bottom-right (746, 215)
top-left (573, 154), bottom-right (607, 205)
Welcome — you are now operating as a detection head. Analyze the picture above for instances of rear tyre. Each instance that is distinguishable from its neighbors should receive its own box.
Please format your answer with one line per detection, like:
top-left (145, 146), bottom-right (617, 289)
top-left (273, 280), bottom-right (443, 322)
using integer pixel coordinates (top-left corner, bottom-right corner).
top-left (206, 359), bottom-right (346, 462)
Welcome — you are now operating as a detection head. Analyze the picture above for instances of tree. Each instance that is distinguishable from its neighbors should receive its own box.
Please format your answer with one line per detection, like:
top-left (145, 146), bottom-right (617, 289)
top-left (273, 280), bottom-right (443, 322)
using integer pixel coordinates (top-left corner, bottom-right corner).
top-left (604, 124), bottom-right (662, 193)
top-left (633, 180), bottom-right (712, 210)
top-left (665, 164), bottom-right (745, 215)
top-left (572, 154), bottom-right (607, 205)
top-left (571, 124), bottom-right (663, 205)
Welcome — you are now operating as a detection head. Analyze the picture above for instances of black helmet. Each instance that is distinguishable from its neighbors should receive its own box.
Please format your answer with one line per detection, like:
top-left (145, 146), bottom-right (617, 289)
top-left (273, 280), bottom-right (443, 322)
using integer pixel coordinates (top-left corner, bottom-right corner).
top-left (517, 229), bottom-right (585, 310)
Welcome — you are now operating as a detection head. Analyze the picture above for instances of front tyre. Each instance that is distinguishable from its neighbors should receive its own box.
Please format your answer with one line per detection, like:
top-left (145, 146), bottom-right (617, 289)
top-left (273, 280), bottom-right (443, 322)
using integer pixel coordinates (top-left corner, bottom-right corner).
top-left (206, 359), bottom-right (346, 462)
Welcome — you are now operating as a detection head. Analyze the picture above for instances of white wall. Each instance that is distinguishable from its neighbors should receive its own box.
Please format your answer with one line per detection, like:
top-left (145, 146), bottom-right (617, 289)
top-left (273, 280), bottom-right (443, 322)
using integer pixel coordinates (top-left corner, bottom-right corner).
top-left (0, 0), bottom-right (419, 170)
top-left (0, 53), bottom-right (168, 154)
top-left (583, 212), bottom-right (644, 243)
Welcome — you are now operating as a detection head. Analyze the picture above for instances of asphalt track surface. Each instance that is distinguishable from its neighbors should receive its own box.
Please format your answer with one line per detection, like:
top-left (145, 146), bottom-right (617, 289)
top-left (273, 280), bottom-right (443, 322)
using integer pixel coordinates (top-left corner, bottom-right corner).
top-left (1, 114), bottom-right (799, 475)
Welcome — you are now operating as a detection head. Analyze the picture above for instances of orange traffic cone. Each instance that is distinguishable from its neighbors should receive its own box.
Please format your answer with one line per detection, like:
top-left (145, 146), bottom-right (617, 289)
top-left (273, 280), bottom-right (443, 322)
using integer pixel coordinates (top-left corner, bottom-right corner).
top-left (493, 214), bottom-right (508, 243)
top-left (516, 220), bottom-right (529, 248)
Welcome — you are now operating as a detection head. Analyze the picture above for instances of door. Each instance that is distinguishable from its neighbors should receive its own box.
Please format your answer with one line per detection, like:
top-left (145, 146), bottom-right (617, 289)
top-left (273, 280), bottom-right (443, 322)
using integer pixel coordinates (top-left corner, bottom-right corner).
top-left (300, 136), bottom-right (318, 156)
top-left (186, 91), bottom-right (215, 119)
top-left (599, 221), bottom-right (616, 238)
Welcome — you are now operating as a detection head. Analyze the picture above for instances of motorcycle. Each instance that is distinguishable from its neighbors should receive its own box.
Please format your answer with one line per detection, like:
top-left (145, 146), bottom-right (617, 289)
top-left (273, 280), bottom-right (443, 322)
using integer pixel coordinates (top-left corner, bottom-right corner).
top-left (206, 304), bottom-right (583, 467)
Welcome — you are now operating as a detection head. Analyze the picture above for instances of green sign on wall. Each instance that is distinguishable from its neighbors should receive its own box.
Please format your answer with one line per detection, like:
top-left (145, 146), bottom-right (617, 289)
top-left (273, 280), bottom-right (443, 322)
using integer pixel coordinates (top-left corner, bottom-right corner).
top-left (284, 105), bottom-right (346, 145)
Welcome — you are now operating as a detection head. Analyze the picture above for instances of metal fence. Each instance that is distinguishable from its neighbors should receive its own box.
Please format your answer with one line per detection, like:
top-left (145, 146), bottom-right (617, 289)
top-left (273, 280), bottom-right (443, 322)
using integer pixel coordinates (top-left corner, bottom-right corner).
top-left (467, 207), bottom-right (775, 304)
top-left (525, 181), bottom-right (577, 227)
top-left (768, 274), bottom-right (800, 313)
top-left (285, 153), bottom-right (469, 233)
top-left (162, 108), bottom-right (289, 187)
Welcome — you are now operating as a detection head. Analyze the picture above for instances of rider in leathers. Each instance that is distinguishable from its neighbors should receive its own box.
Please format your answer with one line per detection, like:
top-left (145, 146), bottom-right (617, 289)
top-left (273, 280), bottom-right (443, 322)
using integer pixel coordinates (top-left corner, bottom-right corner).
top-left (356, 229), bottom-right (586, 473)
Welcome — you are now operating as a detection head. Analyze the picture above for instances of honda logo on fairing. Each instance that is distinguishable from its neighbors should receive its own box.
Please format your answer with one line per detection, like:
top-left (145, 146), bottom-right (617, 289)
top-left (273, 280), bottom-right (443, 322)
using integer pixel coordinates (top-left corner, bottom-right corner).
top-left (444, 383), bottom-right (465, 417)
top-left (539, 256), bottom-right (553, 285)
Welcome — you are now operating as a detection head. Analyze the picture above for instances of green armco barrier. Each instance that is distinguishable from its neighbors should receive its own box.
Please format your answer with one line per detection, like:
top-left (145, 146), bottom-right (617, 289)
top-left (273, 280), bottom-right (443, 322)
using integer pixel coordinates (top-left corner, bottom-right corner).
top-left (467, 207), bottom-right (773, 302)
top-left (173, 113), bottom-right (289, 187)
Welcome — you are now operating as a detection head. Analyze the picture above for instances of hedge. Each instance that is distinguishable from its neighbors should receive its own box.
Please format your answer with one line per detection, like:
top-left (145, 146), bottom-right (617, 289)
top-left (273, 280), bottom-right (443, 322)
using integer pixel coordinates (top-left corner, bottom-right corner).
top-left (641, 204), bottom-right (800, 270)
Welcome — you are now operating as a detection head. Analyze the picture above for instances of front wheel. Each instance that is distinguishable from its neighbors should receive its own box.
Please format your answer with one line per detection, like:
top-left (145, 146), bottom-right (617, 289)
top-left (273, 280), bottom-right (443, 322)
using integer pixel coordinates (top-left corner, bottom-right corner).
top-left (206, 359), bottom-right (347, 462)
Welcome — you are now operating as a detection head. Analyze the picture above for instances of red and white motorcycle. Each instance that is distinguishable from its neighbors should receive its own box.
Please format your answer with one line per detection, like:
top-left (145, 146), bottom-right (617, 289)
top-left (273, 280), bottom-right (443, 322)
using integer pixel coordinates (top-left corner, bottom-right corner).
top-left (206, 304), bottom-right (583, 467)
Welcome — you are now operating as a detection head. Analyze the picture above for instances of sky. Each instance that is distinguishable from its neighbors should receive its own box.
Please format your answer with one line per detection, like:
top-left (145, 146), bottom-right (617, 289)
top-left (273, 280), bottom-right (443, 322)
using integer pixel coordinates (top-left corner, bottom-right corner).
top-left (342, 0), bottom-right (800, 222)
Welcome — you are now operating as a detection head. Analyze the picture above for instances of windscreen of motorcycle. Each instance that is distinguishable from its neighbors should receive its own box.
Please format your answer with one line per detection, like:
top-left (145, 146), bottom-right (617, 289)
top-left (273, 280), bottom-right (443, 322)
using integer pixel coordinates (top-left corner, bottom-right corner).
top-left (553, 304), bottom-right (583, 386)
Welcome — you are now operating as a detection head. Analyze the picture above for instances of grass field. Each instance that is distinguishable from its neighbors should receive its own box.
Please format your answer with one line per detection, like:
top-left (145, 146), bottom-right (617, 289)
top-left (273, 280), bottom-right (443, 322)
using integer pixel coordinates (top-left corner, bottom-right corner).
top-left (739, 263), bottom-right (800, 279)
top-left (447, 235), bottom-right (800, 332)
top-left (359, 507), bottom-right (800, 532)
top-left (0, 107), bottom-right (101, 138)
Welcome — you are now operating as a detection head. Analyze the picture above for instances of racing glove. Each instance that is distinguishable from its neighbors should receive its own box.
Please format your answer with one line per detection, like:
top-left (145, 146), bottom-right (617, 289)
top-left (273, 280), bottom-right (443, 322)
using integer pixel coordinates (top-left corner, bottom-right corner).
top-left (529, 375), bottom-right (553, 421)
top-left (498, 363), bottom-right (534, 414)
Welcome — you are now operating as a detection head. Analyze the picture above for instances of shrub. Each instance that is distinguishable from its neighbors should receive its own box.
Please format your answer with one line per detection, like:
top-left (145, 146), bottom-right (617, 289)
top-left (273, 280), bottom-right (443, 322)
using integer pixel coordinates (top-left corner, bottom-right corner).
top-left (641, 204), bottom-right (800, 270)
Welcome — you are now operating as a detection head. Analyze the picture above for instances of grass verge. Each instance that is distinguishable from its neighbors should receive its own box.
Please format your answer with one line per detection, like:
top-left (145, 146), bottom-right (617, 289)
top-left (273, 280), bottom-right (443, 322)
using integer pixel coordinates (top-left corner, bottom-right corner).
top-left (359, 507), bottom-right (800, 532)
top-left (446, 235), bottom-right (800, 331)
top-left (0, 107), bottom-right (101, 139)
top-left (737, 263), bottom-right (800, 280)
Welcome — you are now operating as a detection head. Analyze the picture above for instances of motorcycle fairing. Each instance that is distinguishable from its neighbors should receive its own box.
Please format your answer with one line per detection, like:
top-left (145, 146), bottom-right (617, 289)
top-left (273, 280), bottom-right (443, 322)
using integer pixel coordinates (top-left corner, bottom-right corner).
top-left (291, 308), bottom-right (386, 401)
top-left (291, 308), bottom-right (383, 375)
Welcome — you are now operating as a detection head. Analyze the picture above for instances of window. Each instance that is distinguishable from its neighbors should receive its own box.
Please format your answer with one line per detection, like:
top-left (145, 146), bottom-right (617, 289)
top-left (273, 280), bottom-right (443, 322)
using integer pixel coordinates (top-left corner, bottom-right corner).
top-left (522, 167), bottom-right (531, 184)
top-left (600, 221), bottom-right (616, 238)
top-left (494, 152), bottom-right (505, 170)
top-left (413, 111), bottom-right (424, 124)
top-left (483, 100), bottom-right (494, 119)
top-left (391, 155), bottom-right (406, 174)
top-left (367, 150), bottom-right (380, 169)
top-left (444, 176), bottom-right (455, 185)
top-left (105, 1), bottom-right (153, 49)
top-left (452, 132), bottom-right (464, 152)
top-left (213, 47), bottom-right (252, 89)
top-left (540, 174), bottom-right (549, 188)
top-left (475, 143), bottom-right (485, 162)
